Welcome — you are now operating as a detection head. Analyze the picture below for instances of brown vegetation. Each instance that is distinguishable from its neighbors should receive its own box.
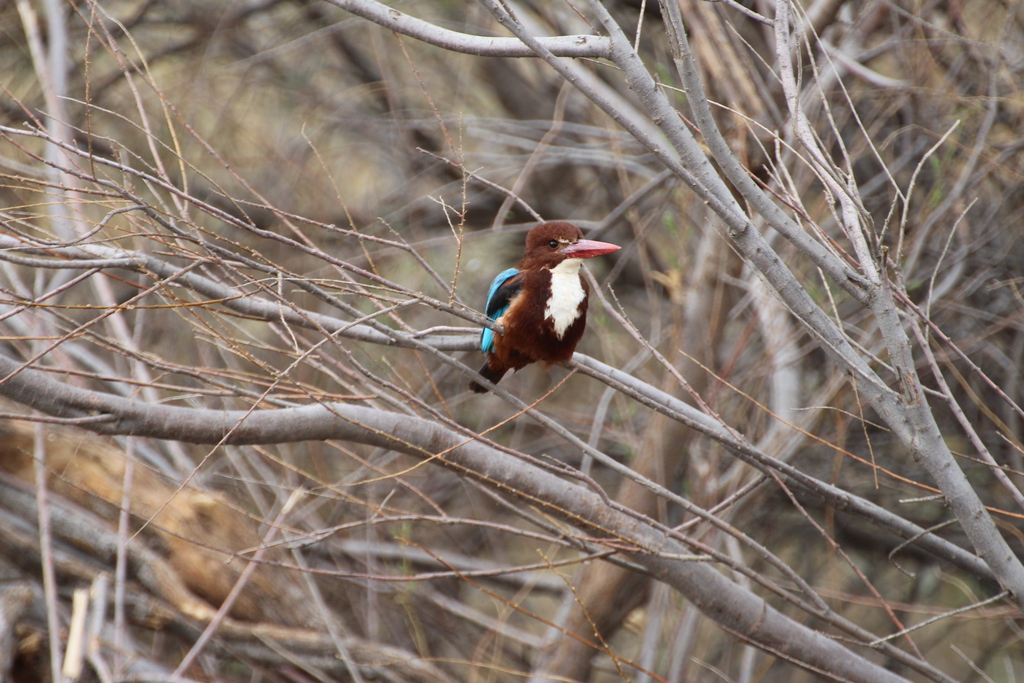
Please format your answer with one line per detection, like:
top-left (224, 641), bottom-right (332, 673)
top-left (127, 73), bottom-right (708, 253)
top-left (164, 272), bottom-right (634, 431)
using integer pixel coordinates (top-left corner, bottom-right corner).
top-left (0, 0), bottom-right (1023, 681)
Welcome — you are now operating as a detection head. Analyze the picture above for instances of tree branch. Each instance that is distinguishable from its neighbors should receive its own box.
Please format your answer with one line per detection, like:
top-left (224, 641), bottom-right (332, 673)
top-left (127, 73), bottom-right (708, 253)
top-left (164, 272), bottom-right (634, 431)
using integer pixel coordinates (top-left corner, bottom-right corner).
top-left (0, 351), bottom-right (911, 683)
top-left (324, 0), bottom-right (610, 58)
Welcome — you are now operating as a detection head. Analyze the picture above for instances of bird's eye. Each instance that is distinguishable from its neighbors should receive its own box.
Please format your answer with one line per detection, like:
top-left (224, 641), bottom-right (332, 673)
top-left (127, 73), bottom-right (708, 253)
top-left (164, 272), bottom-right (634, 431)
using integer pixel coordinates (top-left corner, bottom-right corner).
top-left (548, 240), bottom-right (559, 248)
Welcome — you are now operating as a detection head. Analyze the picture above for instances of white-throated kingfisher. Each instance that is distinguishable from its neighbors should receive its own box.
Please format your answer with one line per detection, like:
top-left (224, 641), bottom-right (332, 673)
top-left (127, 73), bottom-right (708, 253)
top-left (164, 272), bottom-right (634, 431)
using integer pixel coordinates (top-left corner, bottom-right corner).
top-left (470, 222), bottom-right (620, 393)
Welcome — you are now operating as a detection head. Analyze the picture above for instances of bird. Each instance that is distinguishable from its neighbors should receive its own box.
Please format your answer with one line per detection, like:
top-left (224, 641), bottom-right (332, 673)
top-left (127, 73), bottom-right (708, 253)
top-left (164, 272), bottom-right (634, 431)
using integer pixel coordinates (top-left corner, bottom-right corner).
top-left (470, 221), bottom-right (620, 393)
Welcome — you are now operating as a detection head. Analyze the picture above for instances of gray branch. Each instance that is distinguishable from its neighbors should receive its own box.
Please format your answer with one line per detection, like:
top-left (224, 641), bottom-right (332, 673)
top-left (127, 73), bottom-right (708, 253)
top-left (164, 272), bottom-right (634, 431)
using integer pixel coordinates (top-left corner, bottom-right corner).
top-left (0, 352), bottom-right (910, 683)
top-left (570, 0), bottom-right (1024, 609)
top-left (0, 237), bottom-right (995, 596)
top-left (324, 0), bottom-right (610, 58)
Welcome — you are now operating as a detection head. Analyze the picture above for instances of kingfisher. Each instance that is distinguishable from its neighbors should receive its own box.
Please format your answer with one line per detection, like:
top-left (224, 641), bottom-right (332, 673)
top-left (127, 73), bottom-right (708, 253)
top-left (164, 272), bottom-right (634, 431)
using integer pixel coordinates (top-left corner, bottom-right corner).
top-left (470, 221), bottom-right (620, 393)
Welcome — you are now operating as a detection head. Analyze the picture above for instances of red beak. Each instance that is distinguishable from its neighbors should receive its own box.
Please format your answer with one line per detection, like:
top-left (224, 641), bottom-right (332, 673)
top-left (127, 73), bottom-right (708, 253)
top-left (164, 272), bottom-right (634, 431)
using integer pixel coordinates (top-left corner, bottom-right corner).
top-left (561, 239), bottom-right (620, 259)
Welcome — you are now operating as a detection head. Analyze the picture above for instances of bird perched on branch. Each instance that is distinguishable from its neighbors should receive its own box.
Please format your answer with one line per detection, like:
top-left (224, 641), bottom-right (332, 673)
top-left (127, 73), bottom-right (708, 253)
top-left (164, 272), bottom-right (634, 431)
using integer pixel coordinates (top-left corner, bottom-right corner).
top-left (470, 222), bottom-right (620, 393)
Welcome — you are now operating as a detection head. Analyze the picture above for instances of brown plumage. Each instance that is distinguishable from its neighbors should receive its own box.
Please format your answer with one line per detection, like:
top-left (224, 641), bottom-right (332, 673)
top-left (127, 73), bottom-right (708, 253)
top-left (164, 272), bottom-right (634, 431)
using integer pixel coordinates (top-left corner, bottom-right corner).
top-left (470, 222), bottom-right (619, 393)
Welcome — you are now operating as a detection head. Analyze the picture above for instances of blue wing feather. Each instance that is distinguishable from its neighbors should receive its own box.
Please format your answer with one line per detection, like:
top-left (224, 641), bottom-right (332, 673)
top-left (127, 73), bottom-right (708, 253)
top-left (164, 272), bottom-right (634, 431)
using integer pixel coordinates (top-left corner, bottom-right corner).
top-left (481, 326), bottom-right (500, 354)
top-left (481, 268), bottom-right (521, 353)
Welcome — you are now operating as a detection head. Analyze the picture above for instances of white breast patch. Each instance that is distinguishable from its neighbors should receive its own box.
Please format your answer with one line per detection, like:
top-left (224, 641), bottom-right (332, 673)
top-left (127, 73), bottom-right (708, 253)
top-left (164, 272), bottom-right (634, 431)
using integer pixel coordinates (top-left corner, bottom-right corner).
top-left (545, 258), bottom-right (586, 339)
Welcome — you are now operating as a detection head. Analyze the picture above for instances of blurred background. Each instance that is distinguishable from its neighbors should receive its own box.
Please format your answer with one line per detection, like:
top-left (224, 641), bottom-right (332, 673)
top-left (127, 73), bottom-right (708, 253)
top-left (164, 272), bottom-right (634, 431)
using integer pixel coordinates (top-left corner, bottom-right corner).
top-left (0, 0), bottom-right (1023, 681)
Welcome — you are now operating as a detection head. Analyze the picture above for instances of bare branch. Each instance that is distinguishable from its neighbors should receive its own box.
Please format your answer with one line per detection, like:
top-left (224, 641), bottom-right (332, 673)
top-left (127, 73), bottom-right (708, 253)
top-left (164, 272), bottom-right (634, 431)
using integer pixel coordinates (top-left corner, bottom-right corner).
top-left (325, 0), bottom-right (610, 58)
top-left (0, 354), bottom-right (914, 683)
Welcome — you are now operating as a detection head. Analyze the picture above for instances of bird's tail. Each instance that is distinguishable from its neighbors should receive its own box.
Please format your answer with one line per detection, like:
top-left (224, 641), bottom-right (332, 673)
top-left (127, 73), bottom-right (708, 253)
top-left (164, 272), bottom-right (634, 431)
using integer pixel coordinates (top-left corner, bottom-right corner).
top-left (469, 362), bottom-right (508, 393)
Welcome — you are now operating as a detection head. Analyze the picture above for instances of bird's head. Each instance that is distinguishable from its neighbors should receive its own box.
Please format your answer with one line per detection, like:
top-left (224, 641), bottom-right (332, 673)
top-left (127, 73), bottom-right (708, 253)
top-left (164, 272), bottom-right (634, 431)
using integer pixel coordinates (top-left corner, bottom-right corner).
top-left (518, 221), bottom-right (620, 270)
